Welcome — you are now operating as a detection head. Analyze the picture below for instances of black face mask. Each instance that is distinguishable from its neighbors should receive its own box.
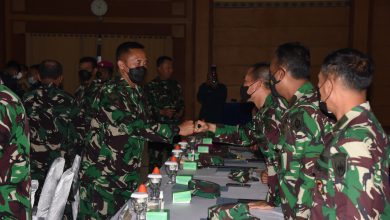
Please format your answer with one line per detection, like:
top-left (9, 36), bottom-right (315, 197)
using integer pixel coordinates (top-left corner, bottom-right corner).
top-left (240, 85), bottom-right (251, 102)
top-left (79, 70), bottom-right (92, 83)
top-left (269, 73), bottom-right (281, 97)
top-left (317, 89), bottom-right (337, 121)
top-left (240, 81), bottom-right (258, 102)
top-left (128, 66), bottom-right (147, 84)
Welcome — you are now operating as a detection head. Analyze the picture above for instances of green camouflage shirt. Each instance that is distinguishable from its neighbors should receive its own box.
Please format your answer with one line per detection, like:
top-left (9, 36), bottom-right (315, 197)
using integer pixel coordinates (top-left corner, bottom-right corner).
top-left (278, 82), bottom-right (334, 220)
top-left (144, 77), bottom-right (184, 124)
top-left (213, 94), bottom-right (287, 206)
top-left (0, 84), bottom-right (31, 220)
top-left (73, 79), bottom-right (104, 139)
top-left (23, 83), bottom-right (79, 186)
top-left (78, 78), bottom-right (179, 219)
top-left (311, 102), bottom-right (390, 220)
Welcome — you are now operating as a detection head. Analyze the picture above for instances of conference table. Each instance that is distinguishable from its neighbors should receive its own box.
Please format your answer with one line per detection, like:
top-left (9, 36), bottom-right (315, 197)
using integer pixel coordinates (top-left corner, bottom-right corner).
top-left (112, 149), bottom-right (284, 220)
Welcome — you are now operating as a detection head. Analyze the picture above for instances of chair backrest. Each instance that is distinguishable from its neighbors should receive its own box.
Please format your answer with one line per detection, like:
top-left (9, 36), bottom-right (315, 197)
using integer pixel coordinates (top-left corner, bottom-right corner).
top-left (70, 155), bottom-right (81, 220)
top-left (36, 157), bottom-right (65, 218)
top-left (31, 180), bottom-right (39, 208)
top-left (46, 168), bottom-right (75, 219)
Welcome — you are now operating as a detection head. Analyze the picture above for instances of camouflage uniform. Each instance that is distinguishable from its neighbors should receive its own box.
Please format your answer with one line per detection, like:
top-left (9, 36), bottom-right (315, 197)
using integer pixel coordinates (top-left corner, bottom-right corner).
top-left (208, 203), bottom-right (260, 220)
top-left (0, 84), bottom-right (31, 220)
top-left (73, 79), bottom-right (104, 141)
top-left (144, 76), bottom-right (184, 125)
top-left (78, 78), bottom-right (179, 219)
top-left (311, 102), bottom-right (390, 220)
top-left (23, 83), bottom-right (79, 191)
top-left (213, 94), bottom-right (287, 206)
top-left (74, 84), bottom-right (87, 106)
top-left (144, 77), bottom-right (184, 170)
top-left (278, 82), bottom-right (333, 219)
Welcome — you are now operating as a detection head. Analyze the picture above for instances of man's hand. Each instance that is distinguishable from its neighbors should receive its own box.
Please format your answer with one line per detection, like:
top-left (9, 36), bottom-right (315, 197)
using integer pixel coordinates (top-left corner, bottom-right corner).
top-left (248, 201), bottom-right (274, 210)
top-left (178, 120), bottom-right (194, 136)
top-left (194, 120), bottom-right (216, 133)
top-left (260, 169), bottom-right (268, 184)
top-left (160, 108), bottom-right (176, 118)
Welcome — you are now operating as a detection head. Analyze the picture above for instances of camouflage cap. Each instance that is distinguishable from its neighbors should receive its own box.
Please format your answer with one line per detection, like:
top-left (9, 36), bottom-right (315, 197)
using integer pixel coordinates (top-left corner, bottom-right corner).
top-left (198, 154), bottom-right (224, 167)
top-left (188, 179), bottom-right (221, 199)
top-left (228, 169), bottom-right (251, 183)
top-left (208, 203), bottom-right (260, 220)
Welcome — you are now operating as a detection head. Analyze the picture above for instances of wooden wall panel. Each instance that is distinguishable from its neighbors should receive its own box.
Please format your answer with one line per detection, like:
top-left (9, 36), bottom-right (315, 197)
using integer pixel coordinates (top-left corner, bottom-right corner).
top-left (3, 0), bottom-right (195, 120)
top-left (370, 0), bottom-right (390, 127)
top-left (212, 5), bottom-right (350, 101)
top-left (0, 0), bottom-right (5, 68)
top-left (24, 0), bottom-right (174, 17)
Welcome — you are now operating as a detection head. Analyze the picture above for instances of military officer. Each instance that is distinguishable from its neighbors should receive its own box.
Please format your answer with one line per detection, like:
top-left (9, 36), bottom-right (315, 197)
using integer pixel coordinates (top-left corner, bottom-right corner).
top-left (23, 59), bottom-right (79, 198)
top-left (268, 42), bottom-right (334, 219)
top-left (0, 79), bottom-right (31, 220)
top-left (311, 48), bottom-right (390, 219)
top-left (196, 62), bottom-right (287, 207)
top-left (78, 42), bottom-right (193, 219)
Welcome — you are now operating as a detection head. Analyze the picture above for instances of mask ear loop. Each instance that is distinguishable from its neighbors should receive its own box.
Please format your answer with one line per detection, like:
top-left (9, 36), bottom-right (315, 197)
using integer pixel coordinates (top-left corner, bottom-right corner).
top-left (319, 78), bottom-right (333, 102)
top-left (248, 80), bottom-right (260, 96)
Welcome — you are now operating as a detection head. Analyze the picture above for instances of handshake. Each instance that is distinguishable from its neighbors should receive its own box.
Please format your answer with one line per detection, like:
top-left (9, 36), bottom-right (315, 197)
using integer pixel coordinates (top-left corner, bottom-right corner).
top-left (177, 120), bottom-right (217, 136)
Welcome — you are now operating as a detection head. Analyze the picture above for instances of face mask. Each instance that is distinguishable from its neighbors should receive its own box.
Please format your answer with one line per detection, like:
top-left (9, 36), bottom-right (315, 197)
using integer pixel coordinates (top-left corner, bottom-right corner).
top-left (28, 77), bottom-right (36, 85)
top-left (240, 85), bottom-right (251, 102)
top-left (317, 83), bottom-right (336, 121)
top-left (240, 81), bottom-right (258, 102)
top-left (14, 72), bottom-right (23, 80)
top-left (269, 72), bottom-right (281, 97)
top-left (79, 70), bottom-right (92, 83)
top-left (128, 66), bottom-right (147, 84)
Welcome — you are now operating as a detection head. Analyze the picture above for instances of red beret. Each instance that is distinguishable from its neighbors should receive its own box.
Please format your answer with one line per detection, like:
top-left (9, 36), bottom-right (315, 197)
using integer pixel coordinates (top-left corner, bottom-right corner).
top-left (98, 60), bottom-right (114, 69)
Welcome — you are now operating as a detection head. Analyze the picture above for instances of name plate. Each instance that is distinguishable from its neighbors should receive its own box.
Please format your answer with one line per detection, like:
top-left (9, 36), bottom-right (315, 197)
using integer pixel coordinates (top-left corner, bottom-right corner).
top-left (172, 190), bottom-right (192, 203)
top-left (146, 210), bottom-right (169, 220)
top-left (183, 162), bottom-right (197, 170)
top-left (202, 138), bottom-right (213, 144)
top-left (176, 175), bottom-right (192, 185)
top-left (197, 146), bottom-right (209, 153)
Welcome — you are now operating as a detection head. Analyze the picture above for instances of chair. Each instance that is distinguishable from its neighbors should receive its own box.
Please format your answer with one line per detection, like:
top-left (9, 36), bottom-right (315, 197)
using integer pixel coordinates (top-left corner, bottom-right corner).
top-left (46, 168), bottom-right (75, 219)
top-left (70, 155), bottom-right (82, 220)
top-left (36, 157), bottom-right (65, 218)
top-left (31, 180), bottom-right (39, 208)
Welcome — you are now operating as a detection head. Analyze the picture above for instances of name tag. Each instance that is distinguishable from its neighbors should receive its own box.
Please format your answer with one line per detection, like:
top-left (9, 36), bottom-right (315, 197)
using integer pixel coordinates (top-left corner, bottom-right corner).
top-left (202, 138), bottom-right (213, 144)
top-left (176, 175), bottom-right (192, 185)
top-left (146, 210), bottom-right (169, 220)
top-left (183, 162), bottom-right (197, 170)
top-left (197, 146), bottom-right (209, 153)
top-left (172, 190), bottom-right (192, 203)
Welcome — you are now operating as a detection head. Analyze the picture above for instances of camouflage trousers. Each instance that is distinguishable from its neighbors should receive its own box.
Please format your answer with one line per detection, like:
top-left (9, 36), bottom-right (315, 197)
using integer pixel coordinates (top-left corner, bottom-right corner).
top-left (78, 175), bottom-right (139, 219)
top-left (279, 178), bottom-right (297, 220)
top-left (265, 166), bottom-right (281, 207)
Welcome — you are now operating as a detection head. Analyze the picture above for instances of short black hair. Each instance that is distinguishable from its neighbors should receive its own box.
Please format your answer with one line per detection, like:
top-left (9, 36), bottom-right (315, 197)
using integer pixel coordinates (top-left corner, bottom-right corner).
top-left (275, 42), bottom-right (311, 79)
top-left (39, 59), bottom-right (63, 80)
top-left (250, 62), bottom-right (270, 89)
top-left (5, 60), bottom-right (21, 72)
top-left (321, 48), bottom-right (373, 91)
top-left (116, 42), bottom-right (145, 61)
top-left (157, 56), bottom-right (173, 67)
top-left (79, 57), bottom-right (97, 68)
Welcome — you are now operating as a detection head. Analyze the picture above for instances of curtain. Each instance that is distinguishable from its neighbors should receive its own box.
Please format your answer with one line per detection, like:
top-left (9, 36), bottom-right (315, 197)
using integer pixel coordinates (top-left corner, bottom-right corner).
top-left (25, 33), bottom-right (173, 94)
